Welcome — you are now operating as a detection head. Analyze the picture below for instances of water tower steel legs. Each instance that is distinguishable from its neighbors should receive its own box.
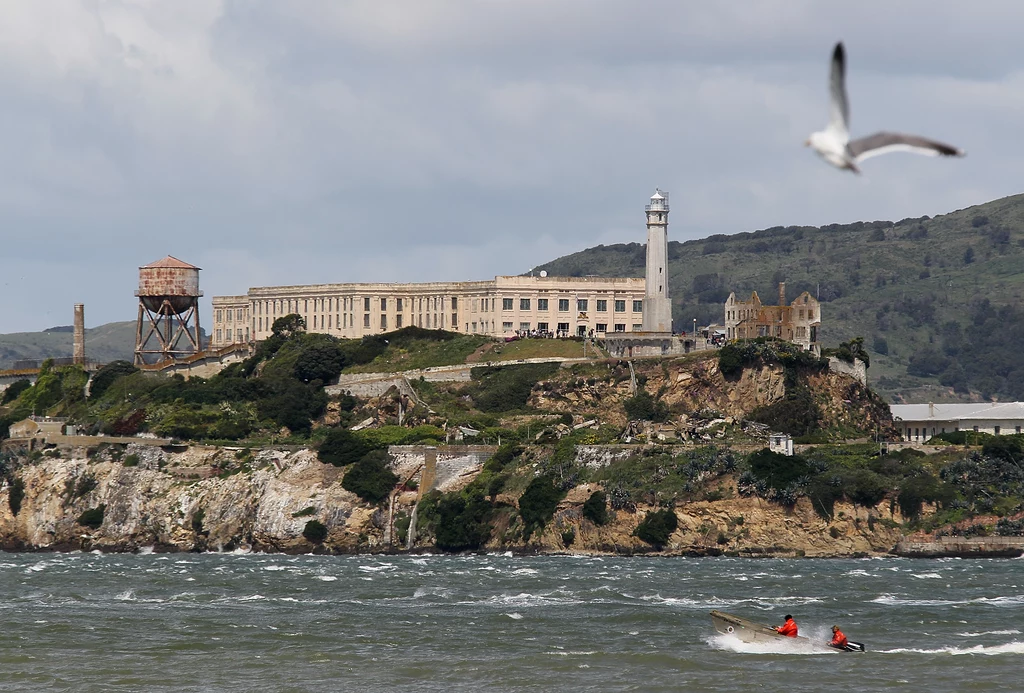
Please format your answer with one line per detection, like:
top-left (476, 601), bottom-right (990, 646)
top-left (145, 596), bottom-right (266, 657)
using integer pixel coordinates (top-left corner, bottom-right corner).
top-left (134, 300), bottom-right (202, 366)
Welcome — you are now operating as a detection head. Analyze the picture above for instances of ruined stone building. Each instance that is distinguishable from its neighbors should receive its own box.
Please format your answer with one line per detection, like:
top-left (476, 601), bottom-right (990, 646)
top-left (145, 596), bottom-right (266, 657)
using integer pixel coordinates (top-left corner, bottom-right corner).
top-left (723, 282), bottom-right (821, 353)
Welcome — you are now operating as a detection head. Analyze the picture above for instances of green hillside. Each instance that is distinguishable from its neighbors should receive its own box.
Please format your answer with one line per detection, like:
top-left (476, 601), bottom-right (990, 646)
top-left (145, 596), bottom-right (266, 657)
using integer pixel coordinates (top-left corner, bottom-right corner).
top-left (0, 322), bottom-right (139, 369)
top-left (532, 193), bottom-right (1024, 404)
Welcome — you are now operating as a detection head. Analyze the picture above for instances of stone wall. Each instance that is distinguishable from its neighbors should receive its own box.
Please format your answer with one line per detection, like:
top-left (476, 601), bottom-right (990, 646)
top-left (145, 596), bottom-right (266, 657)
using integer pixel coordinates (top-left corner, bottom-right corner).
top-left (828, 356), bottom-right (867, 385)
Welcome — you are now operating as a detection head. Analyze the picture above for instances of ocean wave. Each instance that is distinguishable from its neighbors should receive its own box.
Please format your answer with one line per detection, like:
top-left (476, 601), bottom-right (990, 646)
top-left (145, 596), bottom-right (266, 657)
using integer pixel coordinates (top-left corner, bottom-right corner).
top-left (505, 612), bottom-right (523, 620)
top-left (545, 650), bottom-right (597, 656)
top-left (316, 575), bottom-right (338, 582)
top-left (880, 641), bottom-right (1024, 656)
top-left (469, 592), bottom-right (581, 608)
top-left (872, 594), bottom-right (1024, 607)
top-left (911, 573), bottom-right (943, 579)
top-left (358, 564), bottom-right (395, 573)
top-left (957, 630), bottom-right (1021, 637)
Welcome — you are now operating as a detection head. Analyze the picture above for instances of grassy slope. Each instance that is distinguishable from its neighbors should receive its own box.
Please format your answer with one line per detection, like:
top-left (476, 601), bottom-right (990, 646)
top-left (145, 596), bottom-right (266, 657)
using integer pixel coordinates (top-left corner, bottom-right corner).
top-left (531, 193), bottom-right (1024, 402)
top-left (476, 338), bottom-right (600, 362)
top-left (341, 334), bottom-right (492, 373)
top-left (0, 321), bottom-right (139, 369)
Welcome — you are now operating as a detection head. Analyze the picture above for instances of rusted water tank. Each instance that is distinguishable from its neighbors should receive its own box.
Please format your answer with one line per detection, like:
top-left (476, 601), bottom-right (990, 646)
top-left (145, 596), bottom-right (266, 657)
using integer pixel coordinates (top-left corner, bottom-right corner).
top-left (135, 256), bottom-right (203, 313)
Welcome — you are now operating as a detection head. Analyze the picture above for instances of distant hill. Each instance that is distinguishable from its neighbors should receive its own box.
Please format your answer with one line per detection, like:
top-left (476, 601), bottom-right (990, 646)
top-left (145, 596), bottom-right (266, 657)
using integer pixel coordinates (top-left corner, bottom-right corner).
top-left (0, 321), bottom-right (138, 369)
top-left (531, 193), bottom-right (1024, 404)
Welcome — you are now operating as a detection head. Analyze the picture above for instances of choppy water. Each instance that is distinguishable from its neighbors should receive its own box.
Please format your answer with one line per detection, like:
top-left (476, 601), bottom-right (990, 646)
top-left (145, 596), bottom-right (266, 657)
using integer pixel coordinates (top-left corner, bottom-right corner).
top-left (1, 552), bottom-right (1022, 692)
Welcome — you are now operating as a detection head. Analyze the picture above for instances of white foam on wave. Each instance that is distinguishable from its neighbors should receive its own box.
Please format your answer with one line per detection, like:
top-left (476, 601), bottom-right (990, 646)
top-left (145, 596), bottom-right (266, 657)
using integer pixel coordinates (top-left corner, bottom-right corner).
top-left (471, 592), bottom-right (580, 608)
top-left (262, 565), bottom-right (287, 572)
top-left (912, 573), bottom-right (943, 579)
top-left (511, 568), bottom-right (538, 576)
top-left (413, 586), bottom-right (449, 598)
top-left (705, 634), bottom-right (832, 656)
top-left (358, 564), bottom-right (395, 573)
top-left (316, 575), bottom-right (337, 582)
top-left (136, 546), bottom-right (155, 556)
top-left (873, 594), bottom-right (1024, 607)
top-left (545, 650), bottom-right (597, 656)
top-left (880, 641), bottom-right (1024, 656)
top-left (957, 630), bottom-right (1021, 638)
top-left (505, 612), bottom-right (523, 620)
top-left (116, 590), bottom-right (135, 601)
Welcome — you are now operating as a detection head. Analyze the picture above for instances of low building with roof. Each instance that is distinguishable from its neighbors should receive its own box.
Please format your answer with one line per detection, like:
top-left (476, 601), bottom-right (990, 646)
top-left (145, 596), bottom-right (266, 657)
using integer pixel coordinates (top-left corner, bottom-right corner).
top-left (890, 402), bottom-right (1024, 442)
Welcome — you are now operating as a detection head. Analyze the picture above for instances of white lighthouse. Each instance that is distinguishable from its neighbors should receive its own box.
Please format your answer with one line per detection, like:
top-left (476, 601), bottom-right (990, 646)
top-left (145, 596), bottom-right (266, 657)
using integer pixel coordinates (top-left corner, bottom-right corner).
top-left (642, 189), bottom-right (672, 333)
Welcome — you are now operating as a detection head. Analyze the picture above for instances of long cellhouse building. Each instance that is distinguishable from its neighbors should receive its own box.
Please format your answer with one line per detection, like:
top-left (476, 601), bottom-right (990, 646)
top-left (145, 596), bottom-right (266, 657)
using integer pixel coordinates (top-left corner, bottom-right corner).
top-left (211, 274), bottom-right (647, 347)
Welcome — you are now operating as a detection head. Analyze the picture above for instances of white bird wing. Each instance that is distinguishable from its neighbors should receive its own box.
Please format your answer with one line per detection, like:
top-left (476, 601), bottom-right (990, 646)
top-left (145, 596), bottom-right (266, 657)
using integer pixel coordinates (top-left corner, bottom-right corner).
top-left (827, 42), bottom-right (849, 138)
top-left (849, 132), bottom-right (966, 162)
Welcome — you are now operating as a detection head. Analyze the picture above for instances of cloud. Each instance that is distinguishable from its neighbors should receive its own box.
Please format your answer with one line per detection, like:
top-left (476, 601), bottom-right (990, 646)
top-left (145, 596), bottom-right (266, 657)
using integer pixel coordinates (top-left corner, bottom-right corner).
top-left (0, 1), bottom-right (1020, 332)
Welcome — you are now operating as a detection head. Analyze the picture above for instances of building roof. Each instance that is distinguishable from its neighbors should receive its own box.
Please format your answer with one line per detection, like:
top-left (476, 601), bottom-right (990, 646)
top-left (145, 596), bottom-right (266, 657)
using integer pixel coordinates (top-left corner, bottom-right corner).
top-left (141, 256), bottom-right (200, 270)
top-left (891, 402), bottom-right (1024, 422)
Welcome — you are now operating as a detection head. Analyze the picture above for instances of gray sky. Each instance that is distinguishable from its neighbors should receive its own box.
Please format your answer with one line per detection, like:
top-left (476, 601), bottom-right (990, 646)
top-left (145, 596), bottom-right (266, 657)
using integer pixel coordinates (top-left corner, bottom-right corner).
top-left (2, 1), bottom-right (1022, 333)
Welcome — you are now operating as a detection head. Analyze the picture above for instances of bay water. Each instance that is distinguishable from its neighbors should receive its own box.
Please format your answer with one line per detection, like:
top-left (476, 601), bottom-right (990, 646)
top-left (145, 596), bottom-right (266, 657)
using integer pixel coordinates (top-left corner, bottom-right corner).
top-left (1, 552), bottom-right (1021, 691)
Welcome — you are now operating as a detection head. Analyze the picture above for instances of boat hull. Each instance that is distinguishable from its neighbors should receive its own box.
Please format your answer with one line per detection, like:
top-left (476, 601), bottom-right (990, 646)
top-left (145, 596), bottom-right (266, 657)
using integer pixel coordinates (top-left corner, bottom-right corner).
top-left (708, 610), bottom-right (861, 652)
top-left (710, 610), bottom-right (799, 645)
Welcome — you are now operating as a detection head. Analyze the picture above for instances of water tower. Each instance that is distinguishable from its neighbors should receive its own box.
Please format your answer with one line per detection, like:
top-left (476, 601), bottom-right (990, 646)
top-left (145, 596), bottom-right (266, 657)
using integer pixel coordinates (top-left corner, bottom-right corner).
top-left (134, 256), bottom-right (203, 365)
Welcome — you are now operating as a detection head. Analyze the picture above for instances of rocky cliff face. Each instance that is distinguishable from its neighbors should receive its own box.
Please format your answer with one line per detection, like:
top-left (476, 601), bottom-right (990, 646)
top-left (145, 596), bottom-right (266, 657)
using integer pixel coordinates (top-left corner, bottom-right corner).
top-left (0, 354), bottom-right (901, 556)
top-left (0, 445), bottom-right (377, 553)
top-left (530, 354), bottom-right (896, 437)
top-left (0, 443), bottom-right (903, 557)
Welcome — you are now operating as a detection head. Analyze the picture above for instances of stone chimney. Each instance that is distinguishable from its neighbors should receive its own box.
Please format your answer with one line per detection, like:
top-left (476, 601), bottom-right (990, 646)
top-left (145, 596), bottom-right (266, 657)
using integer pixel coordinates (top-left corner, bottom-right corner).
top-left (928, 402), bottom-right (934, 418)
top-left (73, 304), bottom-right (85, 365)
top-left (778, 282), bottom-right (786, 306)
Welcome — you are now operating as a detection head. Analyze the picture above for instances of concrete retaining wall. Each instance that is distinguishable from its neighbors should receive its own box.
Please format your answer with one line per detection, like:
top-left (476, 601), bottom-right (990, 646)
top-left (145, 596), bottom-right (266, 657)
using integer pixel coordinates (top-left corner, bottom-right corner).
top-left (389, 445), bottom-right (497, 493)
top-left (894, 536), bottom-right (1024, 558)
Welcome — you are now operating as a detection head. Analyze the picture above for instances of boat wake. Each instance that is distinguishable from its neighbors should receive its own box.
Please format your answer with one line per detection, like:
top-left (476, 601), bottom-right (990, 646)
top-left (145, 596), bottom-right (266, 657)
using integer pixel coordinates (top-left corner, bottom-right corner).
top-left (705, 634), bottom-right (831, 655)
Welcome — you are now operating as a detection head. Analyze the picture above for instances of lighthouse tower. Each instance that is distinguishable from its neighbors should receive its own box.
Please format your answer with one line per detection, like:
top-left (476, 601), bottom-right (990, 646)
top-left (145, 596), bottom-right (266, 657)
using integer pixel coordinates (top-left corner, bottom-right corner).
top-left (642, 189), bottom-right (672, 333)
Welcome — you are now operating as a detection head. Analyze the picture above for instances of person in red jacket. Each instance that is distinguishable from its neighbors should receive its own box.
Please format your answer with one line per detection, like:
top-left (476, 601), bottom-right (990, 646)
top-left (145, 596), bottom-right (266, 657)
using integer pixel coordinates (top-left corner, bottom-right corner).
top-left (829, 625), bottom-right (848, 649)
top-left (775, 614), bottom-right (798, 637)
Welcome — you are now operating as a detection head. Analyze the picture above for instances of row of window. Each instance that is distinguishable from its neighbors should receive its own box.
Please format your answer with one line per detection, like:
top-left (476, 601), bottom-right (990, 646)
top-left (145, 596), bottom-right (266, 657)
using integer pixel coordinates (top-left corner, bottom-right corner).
top-left (220, 295), bottom-right (647, 329)
top-left (726, 308), bottom-right (816, 321)
top-left (500, 322), bottom-right (640, 333)
top-left (215, 308), bottom-right (247, 323)
top-left (905, 425), bottom-right (1022, 440)
top-left (500, 298), bottom-right (643, 313)
top-left (215, 328), bottom-right (249, 343)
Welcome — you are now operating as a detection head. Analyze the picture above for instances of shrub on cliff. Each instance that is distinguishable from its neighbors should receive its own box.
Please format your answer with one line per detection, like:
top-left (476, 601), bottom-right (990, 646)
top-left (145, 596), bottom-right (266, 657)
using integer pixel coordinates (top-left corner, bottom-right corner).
top-left (748, 385), bottom-right (821, 437)
top-left (8, 477), bottom-right (25, 516)
top-left (519, 475), bottom-right (564, 540)
top-left (582, 490), bottom-right (610, 526)
top-left (77, 505), bottom-right (105, 529)
top-left (433, 489), bottom-right (494, 551)
top-left (468, 363), bottom-right (560, 412)
top-left (88, 361), bottom-right (140, 400)
top-left (634, 509), bottom-right (678, 548)
top-left (746, 449), bottom-right (811, 492)
top-left (341, 450), bottom-right (399, 504)
top-left (718, 344), bottom-right (744, 379)
top-left (302, 519), bottom-right (328, 544)
top-left (1, 379), bottom-right (31, 405)
top-left (623, 390), bottom-right (668, 422)
top-left (318, 427), bottom-right (373, 467)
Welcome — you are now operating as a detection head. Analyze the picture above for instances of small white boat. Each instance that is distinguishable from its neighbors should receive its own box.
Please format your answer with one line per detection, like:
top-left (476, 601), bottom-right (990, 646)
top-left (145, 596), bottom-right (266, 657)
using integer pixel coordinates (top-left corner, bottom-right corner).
top-left (709, 610), bottom-right (865, 652)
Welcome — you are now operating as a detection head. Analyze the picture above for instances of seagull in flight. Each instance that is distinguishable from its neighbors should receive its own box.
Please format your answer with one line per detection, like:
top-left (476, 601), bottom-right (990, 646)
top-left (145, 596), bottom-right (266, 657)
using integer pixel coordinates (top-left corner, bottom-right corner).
top-left (806, 42), bottom-right (965, 173)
